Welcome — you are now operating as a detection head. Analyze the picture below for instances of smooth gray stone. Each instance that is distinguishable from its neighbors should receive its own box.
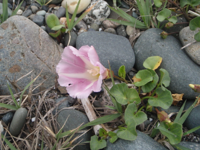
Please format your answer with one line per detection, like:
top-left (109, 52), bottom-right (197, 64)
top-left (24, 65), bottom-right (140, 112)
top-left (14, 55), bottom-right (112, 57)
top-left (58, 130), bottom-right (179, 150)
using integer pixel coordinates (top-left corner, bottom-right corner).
top-left (76, 31), bottom-right (135, 75)
top-left (133, 28), bottom-right (200, 99)
top-left (32, 15), bottom-right (44, 26)
top-left (179, 26), bottom-right (200, 65)
top-left (22, 9), bottom-right (32, 17)
top-left (64, 31), bottom-right (77, 47)
top-left (184, 101), bottom-right (200, 136)
top-left (105, 130), bottom-right (167, 150)
top-left (36, 10), bottom-right (46, 16)
top-left (53, 97), bottom-right (70, 115)
top-left (9, 108), bottom-right (27, 136)
top-left (31, 5), bottom-right (38, 14)
top-left (132, 12), bottom-right (138, 18)
top-left (42, 5), bottom-right (49, 12)
top-left (2, 112), bottom-right (14, 125)
top-left (55, 6), bottom-right (65, 18)
top-left (75, 19), bottom-right (87, 30)
top-left (178, 142), bottom-right (200, 150)
top-left (57, 109), bottom-right (91, 150)
top-left (0, 3), bottom-right (12, 16)
top-left (116, 25), bottom-right (127, 37)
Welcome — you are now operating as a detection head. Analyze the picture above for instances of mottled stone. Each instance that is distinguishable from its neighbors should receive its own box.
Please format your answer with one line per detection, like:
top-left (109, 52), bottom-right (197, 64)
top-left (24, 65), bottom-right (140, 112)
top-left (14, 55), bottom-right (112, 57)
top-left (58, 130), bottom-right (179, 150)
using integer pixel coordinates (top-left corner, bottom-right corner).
top-left (178, 142), bottom-right (200, 150)
top-left (133, 28), bottom-right (200, 99)
top-left (32, 15), bottom-right (45, 26)
top-left (0, 16), bottom-right (63, 95)
top-left (116, 25), bottom-right (127, 37)
top-left (179, 26), bottom-right (200, 65)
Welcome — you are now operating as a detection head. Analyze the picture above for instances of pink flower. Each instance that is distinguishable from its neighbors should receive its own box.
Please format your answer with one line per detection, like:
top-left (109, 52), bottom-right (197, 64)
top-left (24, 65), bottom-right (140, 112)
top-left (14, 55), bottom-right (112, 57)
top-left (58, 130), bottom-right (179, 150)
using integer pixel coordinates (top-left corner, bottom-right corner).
top-left (56, 45), bottom-right (108, 99)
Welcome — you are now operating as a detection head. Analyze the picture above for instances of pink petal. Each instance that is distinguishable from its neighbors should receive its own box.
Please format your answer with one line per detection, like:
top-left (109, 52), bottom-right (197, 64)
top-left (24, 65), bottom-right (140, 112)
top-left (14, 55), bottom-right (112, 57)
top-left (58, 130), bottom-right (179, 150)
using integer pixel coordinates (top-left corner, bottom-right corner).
top-left (88, 46), bottom-right (100, 66)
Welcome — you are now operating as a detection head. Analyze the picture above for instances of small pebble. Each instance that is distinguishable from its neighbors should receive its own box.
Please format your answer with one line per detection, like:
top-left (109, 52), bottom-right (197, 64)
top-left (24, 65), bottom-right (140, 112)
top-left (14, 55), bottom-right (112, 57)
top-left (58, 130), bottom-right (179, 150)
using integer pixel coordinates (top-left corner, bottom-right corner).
top-left (36, 10), bottom-right (46, 16)
top-left (104, 28), bottom-right (116, 34)
top-left (17, 9), bottom-right (23, 15)
top-left (116, 25), bottom-right (127, 37)
top-left (31, 5), bottom-right (38, 13)
top-left (2, 112), bottom-right (14, 125)
top-left (90, 23), bottom-right (99, 31)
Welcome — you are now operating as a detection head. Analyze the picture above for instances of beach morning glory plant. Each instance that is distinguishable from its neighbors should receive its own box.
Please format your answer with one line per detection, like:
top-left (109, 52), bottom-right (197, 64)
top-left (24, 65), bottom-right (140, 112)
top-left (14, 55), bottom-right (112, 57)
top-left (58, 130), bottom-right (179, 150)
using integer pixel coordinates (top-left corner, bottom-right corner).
top-left (56, 45), bottom-right (108, 99)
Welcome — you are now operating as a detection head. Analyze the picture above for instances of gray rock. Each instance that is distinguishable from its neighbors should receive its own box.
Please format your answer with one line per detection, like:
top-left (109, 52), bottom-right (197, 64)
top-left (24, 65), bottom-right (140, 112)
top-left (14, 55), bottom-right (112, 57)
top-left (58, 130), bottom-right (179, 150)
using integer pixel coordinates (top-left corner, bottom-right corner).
top-left (133, 28), bottom-right (200, 99)
top-left (162, 106), bottom-right (180, 114)
top-left (32, 15), bottom-right (45, 26)
top-left (22, 9), bottom-right (32, 17)
top-left (53, 97), bottom-right (70, 115)
top-left (2, 112), bottom-right (14, 125)
top-left (0, 3), bottom-right (12, 16)
top-left (36, 10), bottom-right (46, 16)
top-left (178, 142), bottom-right (200, 150)
top-left (0, 16), bottom-right (63, 95)
top-left (90, 23), bottom-right (99, 31)
top-left (184, 101), bottom-right (200, 136)
top-left (76, 31), bottom-right (135, 75)
top-left (42, 5), bottom-right (49, 12)
top-left (20, 0), bottom-right (27, 11)
top-left (29, 14), bottom-right (36, 20)
top-left (55, 6), bottom-right (65, 18)
top-left (116, 25), bottom-right (127, 37)
top-left (132, 11), bottom-right (138, 18)
top-left (64, 31), bottom-right (77, 47)
top-left (41, 25), bottom-right (46, 31)
top-left (31, 5), bottom-right (39, 14)
top-left (104, 28), bottom-right (116, 34)
top-left (179, 26), bottom-right (200, 65)
top-left (105, 130), bottom-right (167, 150)
top-left (126, 25), bottom-right (136, 36)
top-left (57, 109), bottom-right (92, 150)
top-left (31, 2), bottom-right (41, 8)
top-left (83, 0), bottom-right (110, 25)
top-left (9, 108), bottom-right (27, 136)
top-left (75, 19), bottom-right (87, 30)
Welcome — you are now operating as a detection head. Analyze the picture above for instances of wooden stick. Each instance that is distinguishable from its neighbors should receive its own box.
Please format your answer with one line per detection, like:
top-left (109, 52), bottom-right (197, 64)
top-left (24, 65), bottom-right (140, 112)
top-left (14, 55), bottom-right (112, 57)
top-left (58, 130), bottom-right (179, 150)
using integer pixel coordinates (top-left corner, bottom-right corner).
top-left (80, 98), bottom-right (101, 134)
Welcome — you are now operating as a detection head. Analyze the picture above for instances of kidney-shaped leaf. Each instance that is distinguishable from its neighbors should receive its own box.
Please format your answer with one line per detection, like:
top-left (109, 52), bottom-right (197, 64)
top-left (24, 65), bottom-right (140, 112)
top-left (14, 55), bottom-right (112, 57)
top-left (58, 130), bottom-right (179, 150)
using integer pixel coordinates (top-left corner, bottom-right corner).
top-left (157, 8), bottom-right (171, 22)
top-left (158, 122), bottom-right (182, 145)
top-left (148, 87), bottom-right (173, 109)
top-left (142, 69), bottom-right (159, 93)
top-left (125, 103), bottom-right (147, 126)
top-left (117, 126), bottom-right (137, 141)
top-left (110, 83), bottom-right (141, 105)
top-left (143, 56), bottom-right (162, 70)
top-left (90, 135), bottom-right (107, 150)
top-left (168, 16), bottom-right (177, 24)
top-left (194, 31), bottom-right (200, 42)
top-left (46, 14), bottom-right (60, 29)
top-left (51, 24), bottom-right (65, 31)
top-left (133, 70), bottom-right (154, 87)
top-left (118, 65), bottom-right (126, 79)
top-left (189, 17), bottom-right (200, 31)
top-left (180, 0), bottom-right (200, 7)
top-left (153, 0), bottom-right (162, 7)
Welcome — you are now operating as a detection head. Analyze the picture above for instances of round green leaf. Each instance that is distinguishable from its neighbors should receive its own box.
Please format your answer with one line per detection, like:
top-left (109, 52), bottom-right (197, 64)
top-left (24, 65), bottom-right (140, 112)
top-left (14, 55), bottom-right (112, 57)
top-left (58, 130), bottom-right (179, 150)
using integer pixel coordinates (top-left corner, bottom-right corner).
top-left (157, 8), bottom-right (171, 22)
top-left (142, 70), bottom-right (159, 93)
top-left (110, 83), bottom-right (141, 105)
top-left (46, 14), bottom-right (60, 29)
top-left (189, 17), bottom-right (200, 31)
top-left (143, 56), bottom-right (162, 70)
top-left (134, 70), bottom-right (154, 87)
top-left (90, 135), bottom-right (107, 150)
top-left (194, 31), bottom-right (200, 42)
top-left (153, 0), bottom-right (162, 7)
top-left (180, 0), bottom-right (200, 7)
top-left (117, 126), bottom-right (137, 141)
top-left (148, 87), bottom-right (173, 109)
top-left (159, 68), bottom-right (170, 88)
top-left (158, 122), bottom-right (182, 145)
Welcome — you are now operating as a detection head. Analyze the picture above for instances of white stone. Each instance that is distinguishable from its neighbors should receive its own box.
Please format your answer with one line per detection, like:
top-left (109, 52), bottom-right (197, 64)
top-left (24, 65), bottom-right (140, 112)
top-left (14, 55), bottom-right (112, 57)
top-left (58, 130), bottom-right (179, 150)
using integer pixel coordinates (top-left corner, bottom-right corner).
top-left (17, 9), bottom-right (23, 15)
top-left (61, 0), bottom-right (91, 14)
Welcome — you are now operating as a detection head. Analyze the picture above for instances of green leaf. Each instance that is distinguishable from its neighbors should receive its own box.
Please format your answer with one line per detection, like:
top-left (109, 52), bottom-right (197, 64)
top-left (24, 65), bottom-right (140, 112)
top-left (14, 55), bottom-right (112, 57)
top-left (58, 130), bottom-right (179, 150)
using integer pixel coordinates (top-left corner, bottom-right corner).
top-left (124, 103), bottom-right (147, 126)
top-left (110, 83), bottom-right (141, 105)
top-left (117, 125), bottom-right (137, 141)
top-left (90, 135), bottom-right (106, 150)
top-left (172, 144), bottom-right (191, 150)
top-left (183, 125), bottom-right (200, 136)
top-left (11, 0), bottom-right (24, 16)
top-left (194, 31), bottom-right (200, 42)
top-left (143, 56), bottom-right (162, 70)
top-left (118, 65), bottom-right (126, 79)
top-left (108, 6), bottom-right (147, 29)
top-left (2, 0), bottom-right (8, 22)
top-left (189, 17), bottom-right (200, 31)
top-left (69, 0), bottom-right (81, 30)
top-left (168, 16), bottom-right (177, 24)
top-left (99, 128), bottom-right (107, 137)
top-left (0, 103), bottom-right (18, 110)
top-left (153, 0), bottom-right (162, 7)
top-left (158, 122), bottom-right (182, 145)
top-left (174, 100), bottom-right (186, 123)
top-left (157, 8), bottom-right (171, 22)
top-left (148, 87), bottom-right (173, 109)
top-left (46, 14), bottom-right (60, 29)
top-left (178, 99), bottom-right (198, 125)
top-left (80, 114), bottom-right (121, 130)
top-left (180, 0), bottom-right (200, 7)
top-left (1, 134), bottom-right (18, 150)
top-left (141, 70), bottom-right (159, 93)
top-left (51, 25), bottom-right (65, 31)
top-left (49, 30), bottom-right (61, 38)
top-left (150, 128), bottom-right (160, 137)
top-left (7, 82), bottom-right (20, 108)
top-left (134, 69), bottom-right (154, 87)
top-left (159, 68), bottom-right (170, 89)
top-left (108, 131), bottom-right (118, 143)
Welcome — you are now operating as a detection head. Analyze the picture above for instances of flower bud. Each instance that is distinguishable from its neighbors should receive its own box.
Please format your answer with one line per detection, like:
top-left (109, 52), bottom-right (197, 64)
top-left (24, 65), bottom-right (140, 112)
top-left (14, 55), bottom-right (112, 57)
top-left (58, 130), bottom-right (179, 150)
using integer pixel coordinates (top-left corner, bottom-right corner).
top-left (189, 84), bottom-right (200, 93)
top-left (165, 22), bottom-right (174, 28)
top-left (160, 31), bottom-right (168, 39)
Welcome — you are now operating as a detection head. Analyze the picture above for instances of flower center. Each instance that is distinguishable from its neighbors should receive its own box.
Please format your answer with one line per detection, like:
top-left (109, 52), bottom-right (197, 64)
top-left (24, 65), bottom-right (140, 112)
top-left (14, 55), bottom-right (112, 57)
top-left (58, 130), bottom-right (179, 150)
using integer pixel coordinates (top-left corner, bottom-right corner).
top-left (87, 66), bottom-right (100, 77)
